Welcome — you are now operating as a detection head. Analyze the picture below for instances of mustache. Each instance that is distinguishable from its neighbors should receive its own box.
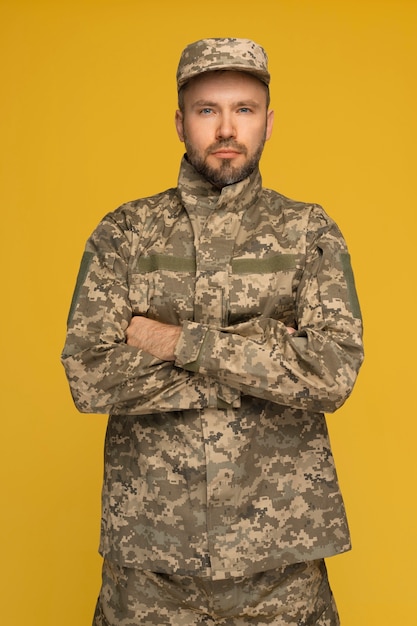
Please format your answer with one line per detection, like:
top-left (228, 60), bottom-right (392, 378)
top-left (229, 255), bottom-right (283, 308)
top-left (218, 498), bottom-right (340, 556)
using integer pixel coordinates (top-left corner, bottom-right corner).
top-left (206, 140), bottom-right (247, 156)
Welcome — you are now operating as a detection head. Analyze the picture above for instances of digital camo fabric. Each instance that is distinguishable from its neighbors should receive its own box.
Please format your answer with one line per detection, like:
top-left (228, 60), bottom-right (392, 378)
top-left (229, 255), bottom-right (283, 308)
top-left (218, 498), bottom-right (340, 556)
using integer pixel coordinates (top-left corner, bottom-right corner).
top-left (93, 559), bottom-right (339, 625)
top-left (176, 38), bottom-right (270, 90)
top-left (61, 157), bottom-right (364, 580)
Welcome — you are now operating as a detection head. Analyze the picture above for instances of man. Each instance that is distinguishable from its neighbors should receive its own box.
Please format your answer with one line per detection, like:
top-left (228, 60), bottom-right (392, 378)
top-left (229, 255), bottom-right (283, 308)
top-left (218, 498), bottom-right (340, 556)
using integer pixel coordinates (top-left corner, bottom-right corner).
top-left (62, 38), bottom-right (364, 625)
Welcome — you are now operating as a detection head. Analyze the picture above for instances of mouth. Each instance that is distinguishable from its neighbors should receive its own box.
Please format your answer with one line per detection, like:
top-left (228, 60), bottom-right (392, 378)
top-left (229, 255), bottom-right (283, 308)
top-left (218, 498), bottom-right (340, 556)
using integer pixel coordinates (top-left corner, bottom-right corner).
top-left (210, 149), bottom-right (242, 159)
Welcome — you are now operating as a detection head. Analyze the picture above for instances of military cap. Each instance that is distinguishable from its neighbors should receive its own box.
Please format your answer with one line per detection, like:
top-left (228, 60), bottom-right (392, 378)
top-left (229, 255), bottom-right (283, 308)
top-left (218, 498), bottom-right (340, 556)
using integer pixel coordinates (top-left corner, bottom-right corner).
top-left (176, 37), bottom-right (270, 90)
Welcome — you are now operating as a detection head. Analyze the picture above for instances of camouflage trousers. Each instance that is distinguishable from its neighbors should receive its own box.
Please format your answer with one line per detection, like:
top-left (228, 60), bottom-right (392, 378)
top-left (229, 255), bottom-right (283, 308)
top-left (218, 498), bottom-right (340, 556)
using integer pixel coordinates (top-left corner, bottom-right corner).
top-left (92, 558), bottom-right (340, 625)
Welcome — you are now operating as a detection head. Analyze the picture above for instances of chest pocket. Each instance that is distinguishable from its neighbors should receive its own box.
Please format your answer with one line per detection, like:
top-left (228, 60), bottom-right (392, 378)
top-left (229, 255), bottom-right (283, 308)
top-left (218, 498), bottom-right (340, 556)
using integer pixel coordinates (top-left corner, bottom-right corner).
top-left (228, 254), bottom-right (303, 326)
top-left (129, 252), bottom-right (303, 327)
top-left (128, 254), bottom-right (196, 324)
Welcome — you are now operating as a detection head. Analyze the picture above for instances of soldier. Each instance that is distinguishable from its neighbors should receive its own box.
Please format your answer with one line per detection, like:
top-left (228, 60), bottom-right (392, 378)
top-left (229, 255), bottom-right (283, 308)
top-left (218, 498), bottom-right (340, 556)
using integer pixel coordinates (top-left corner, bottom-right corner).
top-left (62, 38), bottom-right (364, 625)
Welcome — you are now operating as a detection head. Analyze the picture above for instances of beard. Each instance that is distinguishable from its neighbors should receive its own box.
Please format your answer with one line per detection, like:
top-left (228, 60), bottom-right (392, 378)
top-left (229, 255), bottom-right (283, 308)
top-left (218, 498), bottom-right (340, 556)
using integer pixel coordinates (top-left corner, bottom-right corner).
top-left (184, 136), bottom-right (266, 189)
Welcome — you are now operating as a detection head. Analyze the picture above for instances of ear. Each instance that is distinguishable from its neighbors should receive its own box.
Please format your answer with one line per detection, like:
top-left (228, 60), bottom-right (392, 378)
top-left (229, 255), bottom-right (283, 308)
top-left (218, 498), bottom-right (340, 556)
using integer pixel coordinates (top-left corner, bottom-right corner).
top-left (265, 109), bottom-right (274, 141)
top-left (175, 110), bottom-right (185, 142)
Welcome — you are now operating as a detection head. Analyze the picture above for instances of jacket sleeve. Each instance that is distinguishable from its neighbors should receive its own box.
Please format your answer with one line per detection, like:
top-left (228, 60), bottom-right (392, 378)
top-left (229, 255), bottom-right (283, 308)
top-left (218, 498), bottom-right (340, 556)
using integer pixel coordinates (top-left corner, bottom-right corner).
top-left (61, 214), bottom-right (220, 415)
top-left (174, 207), bottom-right (364, 413)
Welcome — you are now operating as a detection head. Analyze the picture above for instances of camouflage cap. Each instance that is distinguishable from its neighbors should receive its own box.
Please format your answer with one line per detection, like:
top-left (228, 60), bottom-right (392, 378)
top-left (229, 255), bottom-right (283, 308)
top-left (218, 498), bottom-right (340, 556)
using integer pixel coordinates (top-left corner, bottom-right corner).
top-left (176, 38), bottom-right (270, 90)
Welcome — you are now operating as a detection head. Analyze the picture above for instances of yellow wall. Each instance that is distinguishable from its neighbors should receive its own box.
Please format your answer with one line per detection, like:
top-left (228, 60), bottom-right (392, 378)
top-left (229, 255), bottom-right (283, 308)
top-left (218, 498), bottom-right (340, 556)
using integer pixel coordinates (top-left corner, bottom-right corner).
top-left (1, 0), bottom-right (416, 623)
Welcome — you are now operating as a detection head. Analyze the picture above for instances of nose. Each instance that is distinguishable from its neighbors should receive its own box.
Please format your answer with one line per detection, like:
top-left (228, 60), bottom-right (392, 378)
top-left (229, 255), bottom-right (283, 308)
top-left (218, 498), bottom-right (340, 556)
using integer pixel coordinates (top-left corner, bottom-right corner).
top-left (216, 112), bottom-right (236, 139)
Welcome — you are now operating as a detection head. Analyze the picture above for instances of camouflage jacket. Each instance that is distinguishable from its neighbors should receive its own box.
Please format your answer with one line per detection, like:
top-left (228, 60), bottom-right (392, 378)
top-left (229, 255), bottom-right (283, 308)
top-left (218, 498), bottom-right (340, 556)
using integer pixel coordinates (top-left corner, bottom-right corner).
top-left (62, 157), bottom-right (364, 580)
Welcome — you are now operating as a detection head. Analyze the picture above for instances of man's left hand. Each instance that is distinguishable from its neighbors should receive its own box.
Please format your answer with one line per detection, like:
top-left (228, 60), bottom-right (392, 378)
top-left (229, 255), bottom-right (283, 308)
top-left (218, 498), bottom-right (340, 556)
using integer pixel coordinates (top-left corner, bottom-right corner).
top-left (126, 316), bottom-right (181, 361)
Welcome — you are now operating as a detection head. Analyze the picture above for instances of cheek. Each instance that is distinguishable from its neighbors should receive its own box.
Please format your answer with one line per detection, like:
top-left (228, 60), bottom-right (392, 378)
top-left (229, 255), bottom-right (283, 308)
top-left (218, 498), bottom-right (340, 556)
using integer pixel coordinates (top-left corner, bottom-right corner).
top-left (246, 124), bottom-right (268, 151)
top-left (184, 125), bottom-right (212, 153)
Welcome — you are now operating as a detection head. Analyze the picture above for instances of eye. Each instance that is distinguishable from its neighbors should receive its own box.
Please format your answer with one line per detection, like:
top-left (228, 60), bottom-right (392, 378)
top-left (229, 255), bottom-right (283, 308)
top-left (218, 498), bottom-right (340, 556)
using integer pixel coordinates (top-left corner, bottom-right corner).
top-left (238, 107), bottom-right (251, 113)
top-left (200, 107), bottom-right (214, 115)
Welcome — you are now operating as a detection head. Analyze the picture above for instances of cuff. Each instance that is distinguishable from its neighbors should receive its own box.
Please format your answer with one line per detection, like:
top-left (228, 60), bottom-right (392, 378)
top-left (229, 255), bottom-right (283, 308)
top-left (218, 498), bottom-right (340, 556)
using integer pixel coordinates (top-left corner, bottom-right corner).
top-left (174, 321), bottom-right (209, 373)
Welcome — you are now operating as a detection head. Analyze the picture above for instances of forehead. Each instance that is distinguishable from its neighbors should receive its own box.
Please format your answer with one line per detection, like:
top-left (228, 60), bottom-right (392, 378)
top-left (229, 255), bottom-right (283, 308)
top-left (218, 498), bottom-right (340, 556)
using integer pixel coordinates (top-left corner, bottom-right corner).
top-left (182, 70), bottom-right (268, 106)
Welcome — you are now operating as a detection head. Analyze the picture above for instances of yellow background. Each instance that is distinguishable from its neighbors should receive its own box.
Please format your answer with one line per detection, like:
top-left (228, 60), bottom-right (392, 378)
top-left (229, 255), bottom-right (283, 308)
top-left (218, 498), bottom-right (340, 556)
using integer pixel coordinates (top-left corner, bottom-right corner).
top-left (1, 0), bottom-right (416, 624)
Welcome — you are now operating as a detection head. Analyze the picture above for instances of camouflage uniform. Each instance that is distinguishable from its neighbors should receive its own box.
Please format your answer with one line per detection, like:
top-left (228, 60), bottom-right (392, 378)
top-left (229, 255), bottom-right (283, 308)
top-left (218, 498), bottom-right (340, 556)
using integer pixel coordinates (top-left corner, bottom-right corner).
top-left (176, 38), bottom-right (271, 89)
top-left (93, 559), bottom-right (339, 625)
top-left (61, 36), bottom-right (363, 624)
top-left (62, 155), bottom-right (363, 576)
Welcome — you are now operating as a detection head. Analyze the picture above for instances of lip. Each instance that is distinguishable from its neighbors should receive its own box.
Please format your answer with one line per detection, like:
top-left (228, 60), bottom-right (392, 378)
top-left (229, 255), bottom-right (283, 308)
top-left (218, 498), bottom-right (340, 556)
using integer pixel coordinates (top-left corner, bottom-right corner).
top-left (210, 149), bottom-right (241, 158)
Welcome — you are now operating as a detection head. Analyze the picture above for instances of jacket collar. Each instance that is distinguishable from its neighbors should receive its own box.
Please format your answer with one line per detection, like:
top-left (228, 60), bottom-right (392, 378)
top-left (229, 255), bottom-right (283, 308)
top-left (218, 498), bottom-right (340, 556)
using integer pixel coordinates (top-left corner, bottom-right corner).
top-left (177, 155), bottom-right (262, 214)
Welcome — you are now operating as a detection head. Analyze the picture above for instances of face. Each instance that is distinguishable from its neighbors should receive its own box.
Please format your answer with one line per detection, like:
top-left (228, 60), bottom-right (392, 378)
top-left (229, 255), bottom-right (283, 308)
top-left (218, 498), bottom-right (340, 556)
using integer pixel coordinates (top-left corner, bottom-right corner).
top-left (175, 71), bottom-right (274, 188)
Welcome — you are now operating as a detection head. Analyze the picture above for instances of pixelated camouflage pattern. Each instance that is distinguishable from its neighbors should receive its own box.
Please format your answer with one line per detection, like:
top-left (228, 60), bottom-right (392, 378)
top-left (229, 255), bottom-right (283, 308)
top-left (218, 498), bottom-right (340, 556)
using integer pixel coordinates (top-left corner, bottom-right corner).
top-left (176, 38), bottom-right (270, 90)
top-left (93, 558), bottom-right (339, 625)
top-left (61, 157), bottom-right (364, 580)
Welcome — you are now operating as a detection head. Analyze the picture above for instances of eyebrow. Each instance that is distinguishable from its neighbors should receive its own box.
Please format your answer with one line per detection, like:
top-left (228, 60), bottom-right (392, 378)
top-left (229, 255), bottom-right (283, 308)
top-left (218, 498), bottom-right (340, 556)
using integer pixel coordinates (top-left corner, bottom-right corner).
top-left (191, 99), bottom-right (261, 109)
